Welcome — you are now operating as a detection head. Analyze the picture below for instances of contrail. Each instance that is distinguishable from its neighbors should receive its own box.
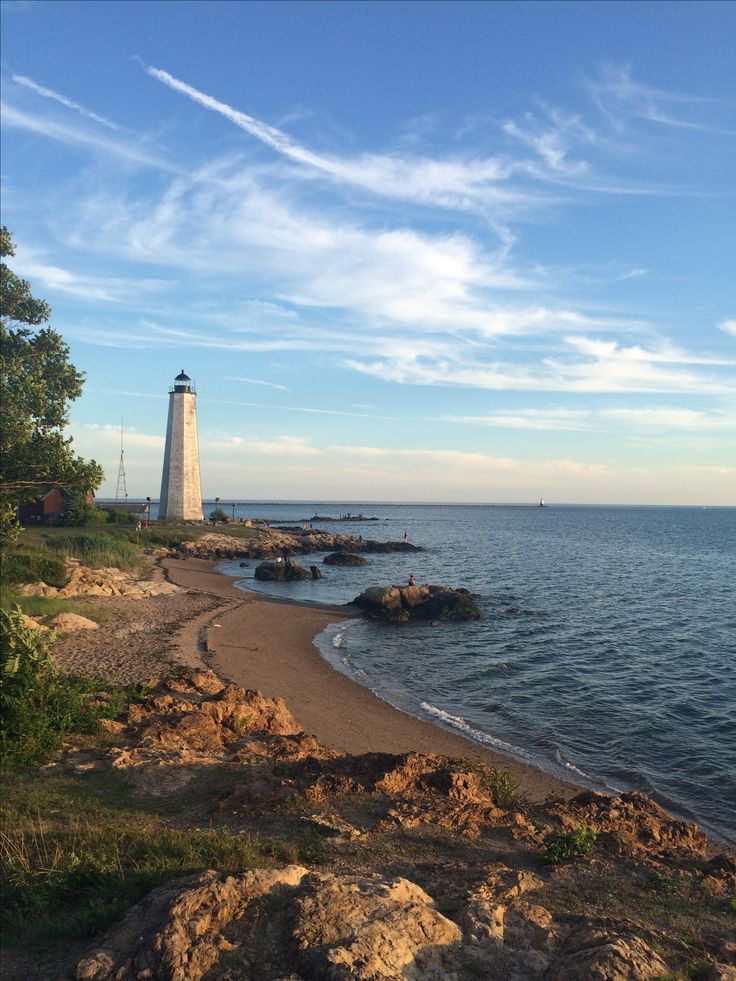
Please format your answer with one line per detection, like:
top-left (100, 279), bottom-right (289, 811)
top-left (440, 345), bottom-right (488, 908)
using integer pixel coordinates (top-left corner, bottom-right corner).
top-left (13, 73), bottom-right (119, 130)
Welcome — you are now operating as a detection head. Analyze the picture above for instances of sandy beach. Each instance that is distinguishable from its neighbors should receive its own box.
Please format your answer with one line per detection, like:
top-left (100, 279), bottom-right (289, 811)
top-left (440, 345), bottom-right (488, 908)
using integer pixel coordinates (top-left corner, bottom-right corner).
top-left (162, 556), bottom-right (579, 803)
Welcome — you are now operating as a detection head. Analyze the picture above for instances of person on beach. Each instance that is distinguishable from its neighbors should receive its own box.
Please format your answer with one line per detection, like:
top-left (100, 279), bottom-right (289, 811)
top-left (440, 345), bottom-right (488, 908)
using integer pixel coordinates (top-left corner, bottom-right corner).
top-left (408, 575), bottom-right (416, 587)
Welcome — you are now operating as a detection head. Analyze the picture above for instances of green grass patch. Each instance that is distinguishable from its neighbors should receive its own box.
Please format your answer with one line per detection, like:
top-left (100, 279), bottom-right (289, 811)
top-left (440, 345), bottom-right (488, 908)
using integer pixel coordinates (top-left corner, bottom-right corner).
top-left (542, 825), bottom-right (599, 864)
top-left (46, 534), bottom-right (142, 571)
top-left (0, 591), bottom-right (113, 623)
top-left (0, 770), bottom-right (316, 943)
top-left (0, 548), bottom-right (69, 588)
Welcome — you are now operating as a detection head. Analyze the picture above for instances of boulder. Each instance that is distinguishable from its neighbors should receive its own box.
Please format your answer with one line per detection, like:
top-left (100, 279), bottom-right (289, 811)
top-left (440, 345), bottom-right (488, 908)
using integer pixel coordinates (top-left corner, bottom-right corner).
top-left (545, 923), bottom-right (669, 980)
top-left (51, 612), bottom-right (100, 632)
top-left (254, 559), bottom-right (311, 582)
top-left (353, 584), bottom-right (481, 623)
top-left (324, 552), bottom-right (368, 566)
top-left (75, 866), bottom-right (461, 981)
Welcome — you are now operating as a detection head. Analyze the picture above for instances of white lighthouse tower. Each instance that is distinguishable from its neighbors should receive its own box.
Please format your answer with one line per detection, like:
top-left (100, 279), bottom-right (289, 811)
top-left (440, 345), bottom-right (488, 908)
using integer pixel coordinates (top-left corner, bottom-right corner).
top-left (158, 369), bottom-right (203, 522)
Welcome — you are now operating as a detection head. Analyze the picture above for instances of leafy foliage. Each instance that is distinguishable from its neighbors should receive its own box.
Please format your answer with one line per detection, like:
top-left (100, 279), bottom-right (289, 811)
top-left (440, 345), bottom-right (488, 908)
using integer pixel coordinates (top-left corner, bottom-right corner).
top-left (209, 508), bottom-right (229, 523)
top-left (0, 607), bottom-right (139, 768)
top-left (542, 825), bottom-right (599, 864)
top-left (0, 227), bottom-right (103, 519)
top-left (0, 607), bottom-right (98, 767)
top-left (62, 490), bottom-right (109, 527)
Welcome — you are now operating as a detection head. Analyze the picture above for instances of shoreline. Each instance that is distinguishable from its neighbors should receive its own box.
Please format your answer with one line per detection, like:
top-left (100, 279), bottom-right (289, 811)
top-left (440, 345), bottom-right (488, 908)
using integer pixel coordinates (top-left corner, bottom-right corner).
top-left (163, 556), bottom-right (581, 803)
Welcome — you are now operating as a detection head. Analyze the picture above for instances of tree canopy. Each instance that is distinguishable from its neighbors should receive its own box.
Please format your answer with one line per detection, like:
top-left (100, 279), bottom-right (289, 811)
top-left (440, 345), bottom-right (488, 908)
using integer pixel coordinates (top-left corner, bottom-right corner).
top-left (0, 227), bottom-right (104, 519)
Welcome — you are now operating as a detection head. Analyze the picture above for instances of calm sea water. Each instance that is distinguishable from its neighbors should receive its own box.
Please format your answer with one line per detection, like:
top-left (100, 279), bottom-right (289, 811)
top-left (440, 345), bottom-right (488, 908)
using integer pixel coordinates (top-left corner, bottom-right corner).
top-left (218, 503), bottom-right (736, 844)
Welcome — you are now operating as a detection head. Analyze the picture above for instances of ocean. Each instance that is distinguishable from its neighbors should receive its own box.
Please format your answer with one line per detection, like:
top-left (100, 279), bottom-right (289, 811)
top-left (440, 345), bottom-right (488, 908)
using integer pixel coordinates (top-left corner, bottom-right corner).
top-left (217, 503), bottom-right (736, 845)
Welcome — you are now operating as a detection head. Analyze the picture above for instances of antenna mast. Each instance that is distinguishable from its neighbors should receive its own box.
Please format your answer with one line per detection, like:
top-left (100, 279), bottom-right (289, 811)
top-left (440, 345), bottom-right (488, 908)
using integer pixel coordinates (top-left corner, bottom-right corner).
top-left (115, 419), bottom-right (128, 506)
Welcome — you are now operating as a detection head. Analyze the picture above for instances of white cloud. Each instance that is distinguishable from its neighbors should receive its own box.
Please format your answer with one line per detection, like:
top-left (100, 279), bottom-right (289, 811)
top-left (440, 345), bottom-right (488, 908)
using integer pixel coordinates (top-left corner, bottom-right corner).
top-left (224, 376), bottom-right (288, 391)
top-left (146, 64), bottom-right (527, 222)
top-left (12, 74), bottom-right (119, 130)
top-left (718, 319), bottom-right (736, 337)
top-left (446, 406), bottom-right (735, 433)
top-left (0, 102), bottom-right (179, 171)
top-left (346, 334), bottom-right (735, 395)
top-left (588, 64), bottom-right (736, 136)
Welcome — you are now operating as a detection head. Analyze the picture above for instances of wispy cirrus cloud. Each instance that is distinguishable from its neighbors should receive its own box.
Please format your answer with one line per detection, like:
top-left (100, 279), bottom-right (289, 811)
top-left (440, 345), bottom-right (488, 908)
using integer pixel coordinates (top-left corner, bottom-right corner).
top-left (224, 376), bottom-right (288, 391)
top-left (346, 335), bottom-right (736, 395)
top-left (0, 102), bottom-right (178, 171)
top-left (145, 64), bottom-right (528, 225)
top-left (12, 73), bottom-right (119, 130)
top-left (445, 406), bottom-right (736, 432)
top-left (588, 63), bottom-right (736, 136)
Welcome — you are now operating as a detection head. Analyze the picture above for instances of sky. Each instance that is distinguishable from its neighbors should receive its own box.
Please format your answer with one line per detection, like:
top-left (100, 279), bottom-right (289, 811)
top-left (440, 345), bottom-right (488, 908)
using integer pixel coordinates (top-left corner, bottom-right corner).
top-left (1, 0), bottom-right (735, 505)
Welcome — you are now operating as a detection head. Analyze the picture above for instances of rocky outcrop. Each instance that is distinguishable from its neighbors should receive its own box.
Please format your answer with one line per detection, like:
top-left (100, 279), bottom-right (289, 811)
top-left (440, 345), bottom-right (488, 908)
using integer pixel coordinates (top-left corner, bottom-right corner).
top-left (75, 867), bottom-right (461, 981)
top-left (324, 552), bottom-right (368, 566)
top-left (18, 559), bottom-right (180, 599)
top-left (545, 790), bottom-right (708, 859)
top-left (173, 529), bottom-right (423, 561)
top-left (544, 922), bottom-right (669, 980)
top-left (353, 584), bottom-right (482, 622)
top-left (254, 559), bottom-right (312, 582)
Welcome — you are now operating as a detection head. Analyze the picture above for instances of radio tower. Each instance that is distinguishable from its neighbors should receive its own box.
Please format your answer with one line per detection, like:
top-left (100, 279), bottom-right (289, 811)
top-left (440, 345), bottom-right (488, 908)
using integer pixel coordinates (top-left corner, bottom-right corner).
top-left (115, 419), bottom-right (128, 507)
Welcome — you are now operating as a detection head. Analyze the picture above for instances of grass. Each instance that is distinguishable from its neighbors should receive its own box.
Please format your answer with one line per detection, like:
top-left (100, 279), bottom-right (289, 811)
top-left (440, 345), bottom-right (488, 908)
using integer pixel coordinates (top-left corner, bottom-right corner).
top-left (477, 763), bottom-right (529, 810)
top-left (542, 825), bottom-right (599, 864)
top-left (0, 770), bottom-right (311, 944)
top-left (0, 548), bottom-right (69, 588)
top-left (0, 590), bottom-right (113, 623)
top-left (46, 534), bottom-right (143, 571)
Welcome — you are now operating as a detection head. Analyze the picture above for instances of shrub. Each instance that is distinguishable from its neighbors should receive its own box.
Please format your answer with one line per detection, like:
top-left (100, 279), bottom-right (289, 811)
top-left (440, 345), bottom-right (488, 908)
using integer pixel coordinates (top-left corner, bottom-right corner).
top-left (0, 607), bottom-right (140, 768)
top-left (479, 763), bottom-right (529, 810)
top-left (0, 549), bottom-right (69, 588)
top-left (542, 825), bottom-right (599, 864)
top-left (209, 509), bottom-right (229, 523)
top-left (105, 509), bottom-right (137, 525)
top-left (46, 534), bottom-right (142, 570)
top-left (62, 491), bottom-right (108, 527)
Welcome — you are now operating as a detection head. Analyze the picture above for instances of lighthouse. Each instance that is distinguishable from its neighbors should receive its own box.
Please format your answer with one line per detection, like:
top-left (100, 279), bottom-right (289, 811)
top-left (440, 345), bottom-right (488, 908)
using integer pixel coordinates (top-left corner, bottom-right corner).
top-left (158, 370), bottom-right (203, 521)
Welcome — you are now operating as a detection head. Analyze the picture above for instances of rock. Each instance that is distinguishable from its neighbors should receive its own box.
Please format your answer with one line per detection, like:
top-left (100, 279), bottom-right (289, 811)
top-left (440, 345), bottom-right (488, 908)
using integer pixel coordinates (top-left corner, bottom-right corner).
top-left (545, 790), bottom-right (708, 858)
top-left (545, 923), bottom-right (669, 979)
top-left (254, 559), bottom-right (311, 582)
top-left (324, 552), bottom-right (368, 566)
top-left (20, 613), bottom-right (49, 632)
top-left (353, 584), bottom-right (481, 623)
top-left (51, 612), bottom-right (100, 631)
top-left (75, 866), bottom-right (461, 981)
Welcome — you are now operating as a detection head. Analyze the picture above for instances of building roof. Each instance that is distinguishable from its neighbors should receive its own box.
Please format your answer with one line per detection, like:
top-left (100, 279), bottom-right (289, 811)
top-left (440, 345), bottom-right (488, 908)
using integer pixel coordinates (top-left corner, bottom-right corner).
top-left (175, 369), bottom-right (191, 381)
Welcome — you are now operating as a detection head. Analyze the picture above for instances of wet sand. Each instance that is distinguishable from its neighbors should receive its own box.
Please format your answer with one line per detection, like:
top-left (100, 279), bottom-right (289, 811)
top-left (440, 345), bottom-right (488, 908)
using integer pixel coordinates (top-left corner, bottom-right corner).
top-left (163, 557), bottom-right (580, 803)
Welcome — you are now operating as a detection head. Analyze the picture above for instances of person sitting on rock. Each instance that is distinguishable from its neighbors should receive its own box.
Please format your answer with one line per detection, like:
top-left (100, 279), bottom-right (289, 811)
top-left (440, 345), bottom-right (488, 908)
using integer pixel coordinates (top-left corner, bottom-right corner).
top-left (408, 575), bottom-right (417, 587)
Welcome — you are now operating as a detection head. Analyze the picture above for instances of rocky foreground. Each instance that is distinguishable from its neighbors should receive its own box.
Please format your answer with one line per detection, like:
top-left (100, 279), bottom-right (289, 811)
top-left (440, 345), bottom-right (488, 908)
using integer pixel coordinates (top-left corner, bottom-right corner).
top-left (53, 669), bottom-right (735, 980)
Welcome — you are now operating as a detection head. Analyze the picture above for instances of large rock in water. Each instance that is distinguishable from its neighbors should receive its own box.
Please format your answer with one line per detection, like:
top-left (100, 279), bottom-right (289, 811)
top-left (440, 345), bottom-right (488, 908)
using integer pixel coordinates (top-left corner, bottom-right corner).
top-left (254, 559), bottom-right (311, 582)
top-left (324, 551), bottom-right (368, 566)
top-left (353, 584), bottom-right (481, 623)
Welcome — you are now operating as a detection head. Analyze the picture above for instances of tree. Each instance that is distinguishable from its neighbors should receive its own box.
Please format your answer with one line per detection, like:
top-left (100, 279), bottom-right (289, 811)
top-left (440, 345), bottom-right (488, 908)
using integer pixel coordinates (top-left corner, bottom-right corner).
top-left (0, 227), bottom-right (104, 535)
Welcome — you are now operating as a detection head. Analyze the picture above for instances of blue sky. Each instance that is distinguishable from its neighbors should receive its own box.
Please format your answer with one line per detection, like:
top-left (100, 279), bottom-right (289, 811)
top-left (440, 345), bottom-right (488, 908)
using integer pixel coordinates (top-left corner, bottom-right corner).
top-left (2, 0), bottom-right (734, 504)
